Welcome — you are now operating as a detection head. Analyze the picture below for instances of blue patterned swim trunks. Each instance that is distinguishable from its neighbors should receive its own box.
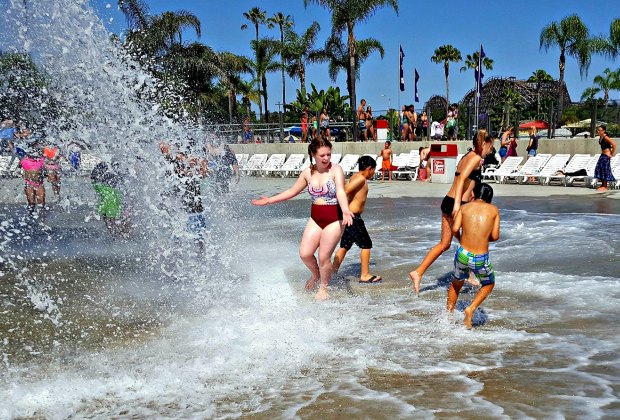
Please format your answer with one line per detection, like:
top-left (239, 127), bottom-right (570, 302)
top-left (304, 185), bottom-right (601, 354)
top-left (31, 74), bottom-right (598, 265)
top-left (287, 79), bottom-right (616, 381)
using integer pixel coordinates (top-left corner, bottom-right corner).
top-left (453, 246), bottom-right (495, 286)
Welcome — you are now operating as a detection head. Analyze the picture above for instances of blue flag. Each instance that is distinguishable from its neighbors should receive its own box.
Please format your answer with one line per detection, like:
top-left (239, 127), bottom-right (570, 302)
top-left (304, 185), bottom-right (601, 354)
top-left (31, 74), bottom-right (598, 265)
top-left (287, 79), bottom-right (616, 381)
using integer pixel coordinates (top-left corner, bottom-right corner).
top-left (476, 44), bottom-right (485, 99)
top-left (414, 69), bottom-right (420, 102)
top-left (399, 45), bottom-right (405, 91)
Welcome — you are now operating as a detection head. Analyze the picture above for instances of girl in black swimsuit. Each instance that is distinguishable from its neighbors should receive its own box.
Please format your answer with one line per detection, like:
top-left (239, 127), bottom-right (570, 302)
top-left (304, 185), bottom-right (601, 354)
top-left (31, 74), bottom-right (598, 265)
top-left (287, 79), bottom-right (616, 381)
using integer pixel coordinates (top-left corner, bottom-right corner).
top-left (594, 125), bottom-right (616, 191)
top-left (410, 130), bottom-right (494, 295)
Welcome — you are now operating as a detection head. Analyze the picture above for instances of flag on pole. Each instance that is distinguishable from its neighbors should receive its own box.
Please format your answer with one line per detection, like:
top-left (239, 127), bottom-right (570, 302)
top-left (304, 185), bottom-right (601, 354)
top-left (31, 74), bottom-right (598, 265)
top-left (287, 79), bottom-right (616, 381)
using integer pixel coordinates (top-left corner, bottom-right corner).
top-left (475, 44), bottom-right (485, 100)
top-left (399, 45), bottom-right (405, 91)
top-left (414, 69), bottom-right (420, 102)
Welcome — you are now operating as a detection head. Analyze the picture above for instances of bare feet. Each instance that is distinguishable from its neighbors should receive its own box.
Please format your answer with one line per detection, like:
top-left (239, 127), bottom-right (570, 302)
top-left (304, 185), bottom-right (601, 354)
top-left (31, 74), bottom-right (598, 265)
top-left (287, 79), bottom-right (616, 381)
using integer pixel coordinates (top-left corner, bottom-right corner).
top-left (463, 306), bottom-right (474, 329)
top-left (596, 187), bottom-right (608, 192)
top-left (409, 270), bottom-right (422, 295)
top-left (305, 277), bottom-right (319, 292)
top-left (315, 285), bottom-right (329, 301)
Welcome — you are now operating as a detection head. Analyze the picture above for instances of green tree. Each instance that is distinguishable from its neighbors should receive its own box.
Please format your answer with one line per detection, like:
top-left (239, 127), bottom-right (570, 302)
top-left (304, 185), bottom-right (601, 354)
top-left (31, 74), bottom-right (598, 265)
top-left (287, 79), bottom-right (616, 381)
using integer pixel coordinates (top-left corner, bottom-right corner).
top-left (581, 86), bottom-right (602, 136)
top-left (431, 45), bottom-right (462, 113)
top-left (459, 50), bottom-right (493, 74)
top-left (311, 34), bottom-right (384, 111)
top-left (593, 67), bottom-right (620, 103)
top-left (539, 14), bottom-right (593, 127)
top-left (241, 7), bottom-right (267, 120)
top-left (268, 12), bottom-right (294, 110)
top-left (282, 21), bottom-right (321, 95)
top-left (528, 69), bottom-right (554, 118)
top-left (304, 0), bottom-right (398, 139)
top-left (250, 39), bottom-right (280, 123)
top-left (214, 52), bottom-right (255, 123)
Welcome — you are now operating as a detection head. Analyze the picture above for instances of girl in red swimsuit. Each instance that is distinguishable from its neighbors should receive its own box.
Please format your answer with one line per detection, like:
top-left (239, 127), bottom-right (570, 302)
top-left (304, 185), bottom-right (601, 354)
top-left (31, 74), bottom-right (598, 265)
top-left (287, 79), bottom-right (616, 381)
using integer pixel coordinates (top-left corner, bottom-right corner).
top-left (252, 137), bottom-right (353, 300)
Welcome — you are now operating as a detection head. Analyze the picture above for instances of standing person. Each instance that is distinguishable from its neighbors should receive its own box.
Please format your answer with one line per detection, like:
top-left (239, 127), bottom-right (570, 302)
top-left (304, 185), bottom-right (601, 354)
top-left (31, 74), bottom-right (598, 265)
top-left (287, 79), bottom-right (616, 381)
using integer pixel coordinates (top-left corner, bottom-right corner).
top-left (251, 137), bottom-right (354, 301)
top-left (205, 138), bottom-right (240, 194)
top-left (365, 106), bottom-right (376, 141)
top-left (526, 127), bottom-right (539, 157)
top-left (418, 146), bottom-right (431, 181)
top-left (420, 111), bottom-right (429, 138)
top-left (401, 106), bottom-right (412, 141)
top-left (42, 141), bottom-right (66, 201)
top-left (319, 108), bottom-right (331, 140)
top-left (409, 107), bottom-right (418, 141)
top-left (160, 142), bottom-right (208, 253)
top-left (498, 127), bottom-right (513, 162)
top-left (66, 139), bottom-right (84, 174)
top-left (594, 125), bottom-right (616, 191)
top-left (21, 137), bottom-right (46, 216)
top-left (311, 114), bottom-right (318, 140)
top-left (91, 162), bottom-right (131, 238)
top-left (380, 140), bottom-right (393, 182)
top-left (448, 183), bottom-right (500, 329)
top-left (357, 99), bottom-right (367, 141)
top-left (301, 108), bottom-right (309, 143)
top-left (409, 129), bottom-right (494, 295)
top-left (243, 115), bottom-right (252, 143)
top-left (332, 156), bottom-right (381, 283)
top-left (507, 131), bottom-right (518, 158)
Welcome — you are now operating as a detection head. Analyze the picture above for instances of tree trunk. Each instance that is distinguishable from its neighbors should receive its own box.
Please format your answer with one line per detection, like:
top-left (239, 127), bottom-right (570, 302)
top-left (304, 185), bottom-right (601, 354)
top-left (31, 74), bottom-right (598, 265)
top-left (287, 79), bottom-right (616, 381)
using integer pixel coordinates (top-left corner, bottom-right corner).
top-left (348, 21), bottom-right (357, 141)
top-left (556, 51), bottom-right (566, 136)
top-left (444, 62), bottom-right (450, 113)
top-left (300, 61), bottom-right (306, 95)
top-left (228, 91), bottom-right (234, 124)
top-left (262, 75), bottom-right (269, 123)
top-left (281, 30), bottom-right (286, 109)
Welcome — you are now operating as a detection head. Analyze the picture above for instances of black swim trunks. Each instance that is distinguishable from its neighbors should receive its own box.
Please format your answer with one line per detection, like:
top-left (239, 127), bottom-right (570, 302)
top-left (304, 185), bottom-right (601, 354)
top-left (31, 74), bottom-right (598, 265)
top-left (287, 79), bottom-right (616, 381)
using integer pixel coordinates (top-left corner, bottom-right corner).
top-left (340, 214), bottom-right (372, 250)
top-left (440, 195), bottom-right (466, 216)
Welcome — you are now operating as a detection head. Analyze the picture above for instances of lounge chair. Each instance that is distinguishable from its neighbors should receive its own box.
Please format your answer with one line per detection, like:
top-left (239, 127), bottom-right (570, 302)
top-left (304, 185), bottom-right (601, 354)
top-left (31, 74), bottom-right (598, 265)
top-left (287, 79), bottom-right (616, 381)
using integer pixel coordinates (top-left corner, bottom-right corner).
top-left (489, 157), bottom-right (524, 183)
top-left (0, 155), bottom-right (20, 177)
top-left (277, 153), bottom-right (305, 177)
top-left (567, 154), bottom-right (600, 187)
top-left (260, 153), bottom-right (287, 177)
top-left (235, 154), bottom-right (249, 171)
top-left (243, 153), bottom-right (268, 176)
top-left (392, 151), bottom-right (420, 180)
top-left (330, 153), bottom-right (342, 164)
top-left (508, 153), bottom-right (551, 184)
top-left (338, 154), bottom-right (360, 177)
top-left (545, 154), bottom-right (590, 186)
top-left (535, 154), bottom-right (571, 185)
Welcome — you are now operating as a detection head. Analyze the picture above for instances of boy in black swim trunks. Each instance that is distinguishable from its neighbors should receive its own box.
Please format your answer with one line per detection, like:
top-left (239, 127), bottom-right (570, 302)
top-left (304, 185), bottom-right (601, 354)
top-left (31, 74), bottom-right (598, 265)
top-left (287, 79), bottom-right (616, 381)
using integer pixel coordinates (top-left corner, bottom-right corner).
top-left (332, 155), bottom-right (381, 283)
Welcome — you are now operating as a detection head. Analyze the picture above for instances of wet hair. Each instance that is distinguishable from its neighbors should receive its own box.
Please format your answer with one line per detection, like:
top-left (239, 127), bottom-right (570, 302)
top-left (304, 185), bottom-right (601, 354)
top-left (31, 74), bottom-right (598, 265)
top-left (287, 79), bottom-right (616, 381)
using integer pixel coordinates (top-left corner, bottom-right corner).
top-left (385, 141), bottom-right (391, 146)
top-left (308, 137), bottom-right (332, 173)
top-left (473, 129), bottom-right (493, 154)
top-left (473, 182), bottom-right (494, 203)
top-left (91, 162), bottom-right (109, 183)
top-left (358, 155), bottom-right (377, 171)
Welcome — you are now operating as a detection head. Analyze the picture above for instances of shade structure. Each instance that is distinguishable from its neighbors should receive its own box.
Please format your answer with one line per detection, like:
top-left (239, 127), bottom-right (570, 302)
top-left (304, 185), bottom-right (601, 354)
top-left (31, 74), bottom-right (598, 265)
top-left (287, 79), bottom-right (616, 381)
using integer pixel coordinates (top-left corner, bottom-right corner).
top-left (519, 120), bottom-right (549, 129)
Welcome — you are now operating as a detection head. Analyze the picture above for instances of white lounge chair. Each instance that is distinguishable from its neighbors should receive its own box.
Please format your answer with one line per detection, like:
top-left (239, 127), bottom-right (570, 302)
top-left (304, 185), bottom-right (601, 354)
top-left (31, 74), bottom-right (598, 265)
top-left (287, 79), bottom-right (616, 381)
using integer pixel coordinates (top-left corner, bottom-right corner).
top-left (567, 154), bottom-right (600, 187)
top-left (235, 154), bottom-right (249, 170)
top-left (490, 157), bottom-right (524, 183)
top-left (546, 154), bottom-right (590, 186)
top-left (609, 155), bottom-right (620, 189)
top-left (338, 154), bottom-right (360, 176)
top-left (0, 155), bottom-right (20, 177)
top-left (508, 153), bottom-right (551, 184)
top-left (393, 152), bottom-right (421, 180)
top-left (261, 153), bottom-right (287, 177)
top-left (535, 154), bottom-right (571, 185)
top-left (330, 153), bottom-right (342, 164)
top-left (277, 153), bottom-right (305, 177)
top-left (243, 153), bottom-right (268, 176)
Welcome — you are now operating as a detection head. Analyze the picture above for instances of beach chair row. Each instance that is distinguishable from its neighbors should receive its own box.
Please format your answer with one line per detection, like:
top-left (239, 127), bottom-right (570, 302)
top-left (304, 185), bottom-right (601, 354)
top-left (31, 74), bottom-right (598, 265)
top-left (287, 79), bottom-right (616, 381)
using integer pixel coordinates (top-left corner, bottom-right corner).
top-left (482, 153), bottom-right (620, 188)
top-left (236, 150), bottom-right (423, 180)
top-left (0, 153), bottom-right (102, 177)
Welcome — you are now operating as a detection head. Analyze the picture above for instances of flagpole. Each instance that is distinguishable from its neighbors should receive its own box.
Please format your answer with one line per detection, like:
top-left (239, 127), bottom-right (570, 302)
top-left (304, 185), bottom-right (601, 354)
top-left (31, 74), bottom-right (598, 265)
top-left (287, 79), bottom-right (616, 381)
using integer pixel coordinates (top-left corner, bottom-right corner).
top-left (475, 44), bottom-right (480, 134)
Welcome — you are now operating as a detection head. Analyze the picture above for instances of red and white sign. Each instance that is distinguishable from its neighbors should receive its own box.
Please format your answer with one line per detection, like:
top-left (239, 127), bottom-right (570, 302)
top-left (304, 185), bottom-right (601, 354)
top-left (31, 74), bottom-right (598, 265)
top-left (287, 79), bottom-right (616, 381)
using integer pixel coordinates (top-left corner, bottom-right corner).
top-left (433, 159), bottom-right (445, 174)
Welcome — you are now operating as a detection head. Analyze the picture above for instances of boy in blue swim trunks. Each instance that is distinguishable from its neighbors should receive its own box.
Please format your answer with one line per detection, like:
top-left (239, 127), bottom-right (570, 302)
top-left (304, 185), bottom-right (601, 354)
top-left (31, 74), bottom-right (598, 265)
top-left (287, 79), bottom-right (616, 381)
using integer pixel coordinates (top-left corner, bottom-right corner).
top-left (448, 183), bottom-right (500, 329)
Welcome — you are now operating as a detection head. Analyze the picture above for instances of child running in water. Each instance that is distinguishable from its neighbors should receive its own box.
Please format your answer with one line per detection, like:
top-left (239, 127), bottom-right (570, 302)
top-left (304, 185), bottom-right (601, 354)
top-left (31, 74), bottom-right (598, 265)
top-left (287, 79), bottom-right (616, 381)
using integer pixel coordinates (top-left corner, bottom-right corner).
top-left (447, 183), bottom-right (500, 329)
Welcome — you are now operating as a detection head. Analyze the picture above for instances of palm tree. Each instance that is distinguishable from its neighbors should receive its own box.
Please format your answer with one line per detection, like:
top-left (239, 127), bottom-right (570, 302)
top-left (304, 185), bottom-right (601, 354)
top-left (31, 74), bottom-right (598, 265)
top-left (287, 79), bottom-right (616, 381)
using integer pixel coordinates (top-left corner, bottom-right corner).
top-left (215, 52), bottom-right (254, 123)
top-left (459, 50), bottom-right (493, 74)
top-left (304, 0), bottom-right (399, 138)
top-left (250, 39), bottom-right (280, 123)
top-left (539, 14), bottom-right (593, 128)
top-left (241, 7), bottom-right (267, 120)
top-left (282, 21), bottom-right (321, 95)
top-left (581, 86), bottom-right (601, 136)
top-left (268, 12), bottom-right (294, 109)
top-left (528, 69), bottom-right (554, 117)
top-left (431, 45), bottom-right (462, 113)
top-left (118, 0), bottom-right (149, 31)
top-left (311, 34), bottom-right (384, 108)
top-left (593, 67), bottom-right (619, 103)
top-left (611, 18), bottom-right (620, 59)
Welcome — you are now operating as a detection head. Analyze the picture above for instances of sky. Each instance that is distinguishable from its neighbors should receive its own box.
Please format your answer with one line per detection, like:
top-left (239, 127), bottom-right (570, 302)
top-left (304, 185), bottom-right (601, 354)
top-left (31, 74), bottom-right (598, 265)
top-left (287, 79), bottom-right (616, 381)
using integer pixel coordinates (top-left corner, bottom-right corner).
top-left (94, 0), bottom-right (619, 115)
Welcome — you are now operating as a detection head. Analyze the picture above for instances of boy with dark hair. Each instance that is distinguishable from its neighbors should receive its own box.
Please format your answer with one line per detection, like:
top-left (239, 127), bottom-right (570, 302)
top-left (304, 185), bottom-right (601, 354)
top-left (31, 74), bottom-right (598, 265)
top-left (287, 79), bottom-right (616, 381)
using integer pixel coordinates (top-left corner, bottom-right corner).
top-left (332, 155), bottom-right (381, 283)
top-left (448, 183), bottom-right (500, 329)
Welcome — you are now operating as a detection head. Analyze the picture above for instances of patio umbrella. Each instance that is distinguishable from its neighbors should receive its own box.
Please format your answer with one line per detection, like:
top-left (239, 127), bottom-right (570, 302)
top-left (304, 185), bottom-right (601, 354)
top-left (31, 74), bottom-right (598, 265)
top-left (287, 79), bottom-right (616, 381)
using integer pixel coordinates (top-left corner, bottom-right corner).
top-left (518, 120), bottom-right (549, 129)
